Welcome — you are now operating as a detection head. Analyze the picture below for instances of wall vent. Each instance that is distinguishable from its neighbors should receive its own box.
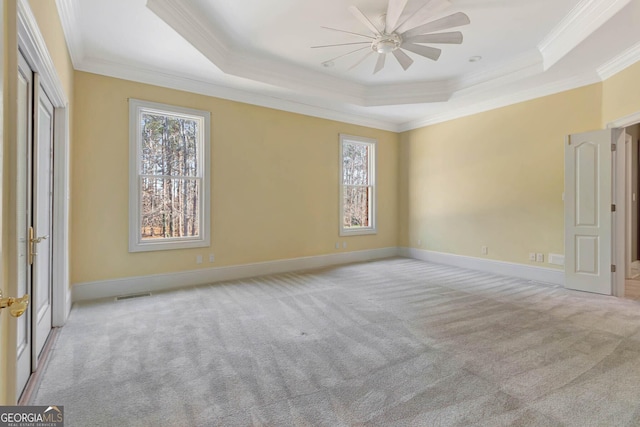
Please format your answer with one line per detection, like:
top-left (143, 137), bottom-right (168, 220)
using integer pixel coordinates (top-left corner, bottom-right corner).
top-left (115, 292), bottom-right (152, 301)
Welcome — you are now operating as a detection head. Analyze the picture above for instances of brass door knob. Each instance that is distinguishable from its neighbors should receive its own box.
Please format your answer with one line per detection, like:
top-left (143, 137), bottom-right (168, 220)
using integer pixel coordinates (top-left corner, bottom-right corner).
top-left (0, 290), bottom-right (30, 318)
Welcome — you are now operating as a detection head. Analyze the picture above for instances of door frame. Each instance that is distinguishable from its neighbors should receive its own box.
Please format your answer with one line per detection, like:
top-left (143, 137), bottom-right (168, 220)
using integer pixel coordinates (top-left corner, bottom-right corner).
top-left (5, 0), bottom-right (71, 403)
top-left (608, 111), bottom-right (640, 298)
top-left (17, 0), bottom-right (71, 325)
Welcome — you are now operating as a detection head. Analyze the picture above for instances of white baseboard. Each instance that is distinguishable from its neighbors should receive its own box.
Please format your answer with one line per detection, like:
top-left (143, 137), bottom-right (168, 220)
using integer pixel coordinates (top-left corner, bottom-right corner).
top-left (72, 246), bottom-right (566, 302)
top-left (399, 247), bottom-right (564, 286)
top-left (72, 247), bottom-right (399, 302)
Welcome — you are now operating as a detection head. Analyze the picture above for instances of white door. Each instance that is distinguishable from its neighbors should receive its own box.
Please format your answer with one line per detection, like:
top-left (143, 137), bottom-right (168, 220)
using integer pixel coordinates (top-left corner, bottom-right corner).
top-left (16, 52), bottom-right (33, 395)
top-left (32, 74), bottom-right (54, 366)
top-left (16, 53), bottom-right (55, 396)
top-left (565, 128), bottom-right (623, 294)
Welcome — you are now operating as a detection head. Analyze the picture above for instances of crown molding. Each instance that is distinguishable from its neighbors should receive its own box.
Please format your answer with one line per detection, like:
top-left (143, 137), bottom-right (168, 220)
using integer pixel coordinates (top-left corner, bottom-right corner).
top-left (75, 57), bottom-right (400, 132)
top-left (146, 0), bottom-right (229, 69)
top-left (538, 0), bottom-right (631, 70)
top-left (606, 111), bottom-right (640, 129)
top-left (55, 0), bottom-right (84, 68)
top-left (364, 80), bottom-right (453, 106)
top-left (452, 50), bottom-right (544, 98)
top-left (399, 72), bottom-right (601, 131)
top-left (597, 41), bottom-right (640, 80)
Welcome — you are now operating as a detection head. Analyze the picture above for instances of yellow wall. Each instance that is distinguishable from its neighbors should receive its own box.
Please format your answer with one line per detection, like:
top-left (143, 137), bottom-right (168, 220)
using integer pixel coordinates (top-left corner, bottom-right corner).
top-left (399, 84), bottom-right (603, 267)
top-left (27, 0), bottom-right (74, 99)
top-left (72, 72), bottom-right (399, 284)
top-left (602, 61), bottom-right (640, 126)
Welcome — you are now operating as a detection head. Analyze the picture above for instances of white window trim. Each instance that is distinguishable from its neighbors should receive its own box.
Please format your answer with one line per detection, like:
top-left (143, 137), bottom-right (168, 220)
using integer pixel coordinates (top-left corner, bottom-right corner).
top-left (128, 99), bottom-right (211, 252)
top-left (339, 134), bottom-right (377, 236)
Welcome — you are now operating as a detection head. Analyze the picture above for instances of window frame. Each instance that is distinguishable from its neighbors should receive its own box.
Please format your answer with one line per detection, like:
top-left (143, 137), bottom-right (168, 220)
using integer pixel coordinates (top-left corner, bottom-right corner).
top-left (339, 134), bottom-right (377, 236)
top-left (128, 99), bottom-right (211, 252)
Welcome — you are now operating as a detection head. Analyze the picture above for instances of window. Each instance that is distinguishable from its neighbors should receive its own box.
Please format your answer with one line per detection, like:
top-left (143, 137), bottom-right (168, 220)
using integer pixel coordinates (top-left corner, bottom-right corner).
top-left (129, 99), bottom-right (210, 252)
top-left (340, 134), bottom-right (376, 236)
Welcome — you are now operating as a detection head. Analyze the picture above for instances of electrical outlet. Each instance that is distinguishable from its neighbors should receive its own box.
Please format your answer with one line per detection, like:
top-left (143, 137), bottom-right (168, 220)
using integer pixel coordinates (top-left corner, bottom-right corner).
top-left (335, 242), bottom-right (340, 249)
top-left (196, 255), bottom-right (203, 264)
top-left (529, 253), bottom-right (536, 261)
top-left (343, 241), bottom-right (347, 249)
top-left (536, 253), bottom-right (544, 263)
top-left (417, 239), bottom-right (422, 247)
top-left (209, 253), bottom-right (215, 263)
top-left (481, 246), bottom-right (488, 255)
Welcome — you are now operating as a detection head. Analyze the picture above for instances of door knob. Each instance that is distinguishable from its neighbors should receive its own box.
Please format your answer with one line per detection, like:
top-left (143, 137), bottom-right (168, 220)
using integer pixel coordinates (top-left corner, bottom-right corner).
top-left (0, 289), bottom-right (30, 318)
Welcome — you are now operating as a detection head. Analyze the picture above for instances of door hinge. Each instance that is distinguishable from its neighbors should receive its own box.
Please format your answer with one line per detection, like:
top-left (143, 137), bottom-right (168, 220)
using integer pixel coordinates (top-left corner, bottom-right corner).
top-left (612, 204), bottom-right (616, 212)
top-left (612, 143), bottom-right (617, 151)
top-left (612, 264), bottom-right (617, 273)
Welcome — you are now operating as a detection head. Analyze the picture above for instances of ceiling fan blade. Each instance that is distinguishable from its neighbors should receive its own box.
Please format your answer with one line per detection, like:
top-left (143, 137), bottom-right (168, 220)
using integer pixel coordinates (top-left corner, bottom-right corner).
top-left (349, 50), bottom-right (375, 70)
top-left (392, 49), bottom-right (414, 70)
top-left (324, 46), bottom-right (370, 64)
top-left (394, 0), bottom-right (451, 33)
top-left (385, 0), bottom-right (409, 33)
top-left (320, 26), bottom-right (375, 40)
top-left (401, 43), bottom-right (442, 61)
top-left (348, 6), bottom-right (381, 35)
top-left (401, 12), bottom-right (471, 39)
top-left (404, 31), bottom-right (463, 45)
top-left (374, 53), bottom-right (386, 74)
top-left (312, 42), bottom-right (372, 49)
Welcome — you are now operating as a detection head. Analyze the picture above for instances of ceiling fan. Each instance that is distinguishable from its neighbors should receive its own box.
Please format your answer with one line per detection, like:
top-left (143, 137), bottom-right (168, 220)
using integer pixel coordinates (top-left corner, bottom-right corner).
top-left (313, 0), bottom-right (470, 73)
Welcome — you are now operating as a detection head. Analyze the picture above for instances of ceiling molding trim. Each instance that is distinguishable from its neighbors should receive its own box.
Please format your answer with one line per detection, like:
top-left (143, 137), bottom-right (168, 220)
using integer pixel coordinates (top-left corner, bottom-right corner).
top-left (537, 0), bottom-right (631, 70)
top-left (597, 41), bottom-right (640, 81)
top-left (399, 72), bottom-right (601, 132)
top-left (453, 50), bottom-right (544, 98)
top-left (228, 55), bottom-right (365, 105)
top-left (146, 0), bottom-right (230, 69)
top-left (364, 81), bottom-right (453, 106)
top-left (606, 111), bottom-right (640, 128)
top-left (54, 0), bottom-right (84, 67)
top-left (75, 57), bottom-right (400, 132)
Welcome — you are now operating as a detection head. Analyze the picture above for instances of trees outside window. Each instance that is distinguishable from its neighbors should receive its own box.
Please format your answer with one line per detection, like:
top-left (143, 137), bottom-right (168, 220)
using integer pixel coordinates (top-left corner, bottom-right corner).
top-left (340, 134), bottom-right (376, 236)
top-left (129, 99), bottom-right (210, 252)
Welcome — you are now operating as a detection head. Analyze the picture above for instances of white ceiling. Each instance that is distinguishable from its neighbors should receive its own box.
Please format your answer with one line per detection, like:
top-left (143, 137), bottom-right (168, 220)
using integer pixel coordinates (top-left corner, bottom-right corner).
top-left (56, 0), bottom-right (640, 131)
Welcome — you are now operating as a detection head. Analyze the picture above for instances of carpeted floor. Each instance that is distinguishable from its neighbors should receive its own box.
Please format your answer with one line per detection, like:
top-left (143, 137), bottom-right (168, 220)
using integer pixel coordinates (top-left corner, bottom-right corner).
top-left (33, 258), bottom-right (640, 426)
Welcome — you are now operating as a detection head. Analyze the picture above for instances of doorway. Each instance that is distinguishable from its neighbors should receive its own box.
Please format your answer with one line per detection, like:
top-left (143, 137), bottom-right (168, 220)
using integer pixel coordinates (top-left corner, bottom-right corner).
top-left (623, 124), bottom-right (640, 299)
top-left (16, 51), bottom-right (55, 398)
top-left (3, 2), bottom-right (72, 404)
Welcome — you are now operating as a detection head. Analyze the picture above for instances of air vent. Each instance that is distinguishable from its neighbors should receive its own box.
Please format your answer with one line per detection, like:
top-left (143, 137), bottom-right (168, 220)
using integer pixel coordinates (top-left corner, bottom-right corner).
top-left (115, 292), bottom-right (152, 301)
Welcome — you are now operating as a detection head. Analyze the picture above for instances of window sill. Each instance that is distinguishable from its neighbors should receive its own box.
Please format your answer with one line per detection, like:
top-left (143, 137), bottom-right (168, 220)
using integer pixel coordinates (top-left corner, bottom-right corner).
top-left (339, 228), bottom-right (377, 237)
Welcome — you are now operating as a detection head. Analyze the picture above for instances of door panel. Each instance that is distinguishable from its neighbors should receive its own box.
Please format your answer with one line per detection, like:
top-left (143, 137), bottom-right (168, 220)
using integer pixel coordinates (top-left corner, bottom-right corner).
top-left (565, 129), bottom-right (622, 294)
top-left (32, 77), bottom-right (54, 364)
top-left (16, 53), bottom-right (33, 395)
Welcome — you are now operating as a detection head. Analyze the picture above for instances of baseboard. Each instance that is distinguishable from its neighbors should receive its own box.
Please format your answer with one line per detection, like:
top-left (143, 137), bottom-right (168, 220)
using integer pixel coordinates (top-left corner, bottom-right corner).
top-left (72, 246), bottom-right (566, 302)
top-left (72, 247), bottom-right (399, 302)
top-left (398, 247), bottom-right (564, 286)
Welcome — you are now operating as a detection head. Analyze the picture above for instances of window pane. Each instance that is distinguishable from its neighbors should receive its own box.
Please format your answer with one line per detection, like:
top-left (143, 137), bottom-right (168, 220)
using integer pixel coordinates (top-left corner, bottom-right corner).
top-left (342, 142), bottom-right (369, 185)
top-left (141, 177), bottom-right (200, 239)
top-left (343, 185), bottom-right (371, 228)
top-left (140, 112), bottom-right (199, 177)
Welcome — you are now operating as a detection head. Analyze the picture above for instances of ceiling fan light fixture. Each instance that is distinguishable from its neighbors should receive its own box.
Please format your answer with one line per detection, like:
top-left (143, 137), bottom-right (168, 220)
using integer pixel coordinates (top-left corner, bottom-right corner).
top-left (372, 33), bottom-right (402, 54)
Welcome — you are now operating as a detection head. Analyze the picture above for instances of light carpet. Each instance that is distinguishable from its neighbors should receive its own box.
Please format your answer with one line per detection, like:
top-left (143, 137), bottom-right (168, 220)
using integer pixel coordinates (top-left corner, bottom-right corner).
top-left (33, 258), bottom-right (640, 426)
